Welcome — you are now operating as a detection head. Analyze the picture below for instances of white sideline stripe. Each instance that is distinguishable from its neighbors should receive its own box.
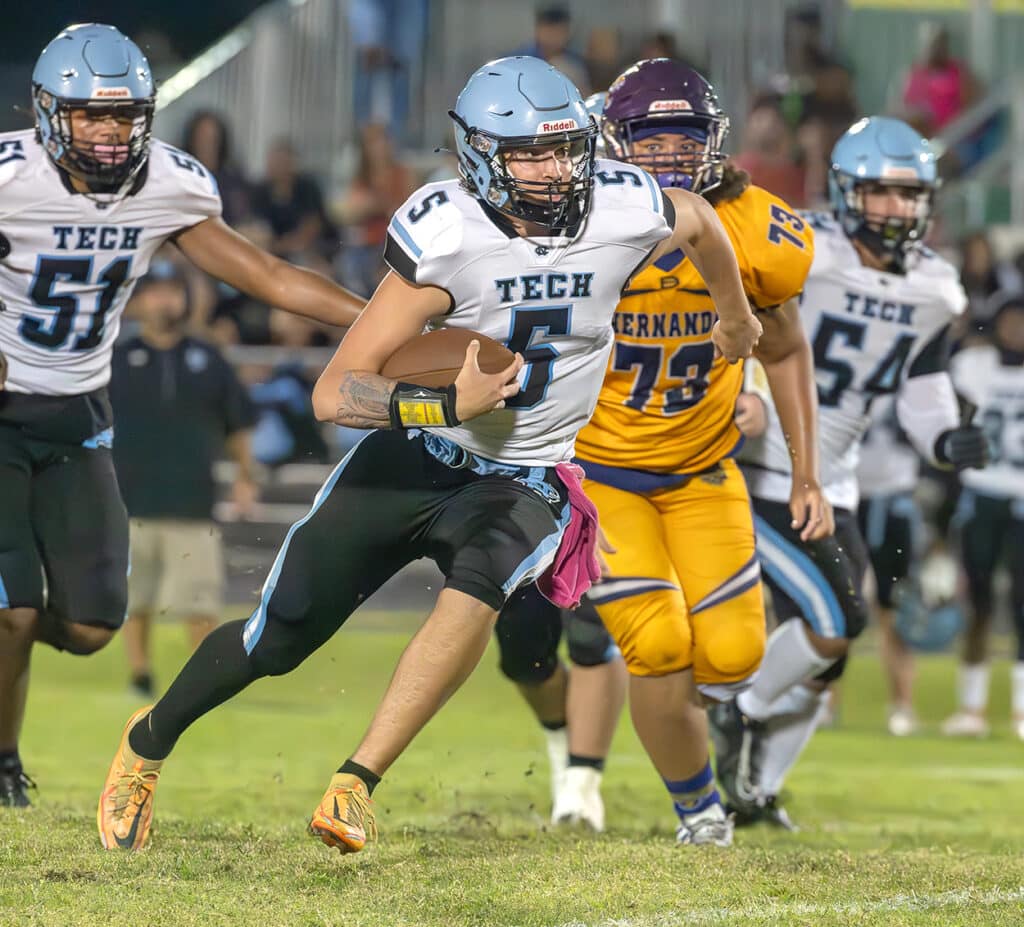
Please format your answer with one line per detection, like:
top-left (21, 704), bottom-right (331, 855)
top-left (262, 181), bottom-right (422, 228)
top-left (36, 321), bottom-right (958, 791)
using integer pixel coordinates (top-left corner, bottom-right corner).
top-left (554, 887), bottom-right (1024, 927)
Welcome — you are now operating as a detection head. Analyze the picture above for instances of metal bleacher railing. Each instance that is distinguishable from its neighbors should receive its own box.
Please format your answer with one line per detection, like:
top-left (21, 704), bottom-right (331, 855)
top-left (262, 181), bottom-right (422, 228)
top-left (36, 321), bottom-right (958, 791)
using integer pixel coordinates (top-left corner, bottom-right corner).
top-left (932, 75), bottom-right (1024, 237)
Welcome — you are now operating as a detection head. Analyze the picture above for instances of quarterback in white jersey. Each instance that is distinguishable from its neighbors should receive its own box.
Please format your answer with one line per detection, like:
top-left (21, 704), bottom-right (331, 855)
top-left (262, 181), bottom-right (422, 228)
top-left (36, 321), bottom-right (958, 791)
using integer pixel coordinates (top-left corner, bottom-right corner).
top-left (943, 295), bottom-right (1024, 740)
top-left (97, 55), bottom-right (763, 854)
top-left (711, 117), bottom-right (989, 827)
top-left (0, 24), bottom-right (363, 810)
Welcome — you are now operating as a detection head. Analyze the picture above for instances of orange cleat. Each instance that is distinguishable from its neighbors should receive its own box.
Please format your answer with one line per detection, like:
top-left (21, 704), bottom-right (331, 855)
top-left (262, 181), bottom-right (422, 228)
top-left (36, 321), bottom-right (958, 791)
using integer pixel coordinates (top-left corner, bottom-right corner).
top-left (97, 706), bottom-right (164, 851)
top-left (308, 773), bottom-right (377, 854)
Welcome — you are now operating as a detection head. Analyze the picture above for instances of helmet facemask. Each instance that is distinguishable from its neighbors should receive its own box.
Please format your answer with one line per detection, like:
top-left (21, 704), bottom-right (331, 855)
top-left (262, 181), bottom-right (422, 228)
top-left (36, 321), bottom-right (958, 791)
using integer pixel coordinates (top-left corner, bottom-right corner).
top-left (452, 110), bottom-right (597, 231)
top-left (34, 87), bottom-right (154, 191)
top-left (832, 172), bottom-right (934, 270)
top-left (603, 108), bottom-right (729, 194)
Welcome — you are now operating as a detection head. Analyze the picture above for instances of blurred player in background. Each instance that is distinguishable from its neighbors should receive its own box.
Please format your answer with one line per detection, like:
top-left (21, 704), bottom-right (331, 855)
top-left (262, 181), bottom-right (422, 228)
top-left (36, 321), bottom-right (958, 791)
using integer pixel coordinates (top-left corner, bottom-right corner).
top-left (855, 397), bottom-right (924, 736)
top-left (0, 23), bottom-right (364, 809)
top-left (98, 55), bottom-right (763, 854)
top-left (715, 117), bottom-right (989, 827)
top-left (497, 58), bottom-right (825, 848)
top-left (943, 293), bottom-right (1024, 740)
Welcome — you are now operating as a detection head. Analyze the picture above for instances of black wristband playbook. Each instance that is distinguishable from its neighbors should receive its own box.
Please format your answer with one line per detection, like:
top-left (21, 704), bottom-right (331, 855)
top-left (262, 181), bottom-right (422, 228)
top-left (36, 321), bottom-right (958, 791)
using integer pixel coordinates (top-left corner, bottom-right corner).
top-left (388, 382), bottom-right (462, 429)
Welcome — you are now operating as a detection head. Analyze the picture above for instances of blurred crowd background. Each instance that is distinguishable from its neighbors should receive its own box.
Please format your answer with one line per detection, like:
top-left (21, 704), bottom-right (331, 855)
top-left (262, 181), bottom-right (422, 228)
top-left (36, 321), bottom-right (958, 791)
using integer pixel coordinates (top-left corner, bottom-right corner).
top-left (2, 2), bottom-right (1022, 702)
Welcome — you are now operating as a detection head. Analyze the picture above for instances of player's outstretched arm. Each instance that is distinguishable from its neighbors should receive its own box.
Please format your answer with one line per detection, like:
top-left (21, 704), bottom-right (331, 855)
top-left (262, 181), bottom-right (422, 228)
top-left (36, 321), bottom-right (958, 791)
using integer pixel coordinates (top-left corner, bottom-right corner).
top-left (755, 298), bottom-right (833, 541)
top-left (311, 271), bottom-right (523, 429)
top-left (176, 217), bottom-right (365, 329)
top-left (654, 187), bottom-right (762, 363)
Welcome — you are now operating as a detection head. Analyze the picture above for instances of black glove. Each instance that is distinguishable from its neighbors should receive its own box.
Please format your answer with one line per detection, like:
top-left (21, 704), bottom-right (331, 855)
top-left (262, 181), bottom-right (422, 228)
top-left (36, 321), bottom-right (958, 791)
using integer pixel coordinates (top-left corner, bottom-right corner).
top-left (935, 425), bottom-right (989, 470)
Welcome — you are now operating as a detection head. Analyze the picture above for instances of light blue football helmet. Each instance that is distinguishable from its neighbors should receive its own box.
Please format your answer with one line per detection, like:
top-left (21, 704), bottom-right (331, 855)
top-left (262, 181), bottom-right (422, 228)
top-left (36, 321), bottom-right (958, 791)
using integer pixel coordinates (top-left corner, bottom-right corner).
top-left (33, 24), bottom-right (155, 189)
top-left (828, 116), bottom-right (937, 269)
top-left (450, 56), bottom-right (597, 230)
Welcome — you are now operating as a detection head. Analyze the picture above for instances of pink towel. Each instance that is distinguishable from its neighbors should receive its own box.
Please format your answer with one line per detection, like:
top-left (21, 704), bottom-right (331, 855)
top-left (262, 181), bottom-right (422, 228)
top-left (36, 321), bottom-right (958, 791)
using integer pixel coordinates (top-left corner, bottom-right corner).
top-left (537, 462), bottom-right (601, 609)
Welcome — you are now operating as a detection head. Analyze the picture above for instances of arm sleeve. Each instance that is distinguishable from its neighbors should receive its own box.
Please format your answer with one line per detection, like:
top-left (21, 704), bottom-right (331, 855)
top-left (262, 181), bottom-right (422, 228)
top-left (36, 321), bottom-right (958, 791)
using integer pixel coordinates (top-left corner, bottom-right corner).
top-left (895, 371), bottom-right (960, 464)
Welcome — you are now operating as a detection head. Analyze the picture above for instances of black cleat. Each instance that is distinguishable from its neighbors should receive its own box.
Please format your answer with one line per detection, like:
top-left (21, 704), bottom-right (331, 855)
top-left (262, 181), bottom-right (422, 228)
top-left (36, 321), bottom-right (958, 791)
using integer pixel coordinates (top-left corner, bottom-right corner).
top-left (708, 700), bottom-right (765, 815)
top-left (0, 766), bottom-right (36, 808)
top-left (761, 794), bottom-right (799, 832)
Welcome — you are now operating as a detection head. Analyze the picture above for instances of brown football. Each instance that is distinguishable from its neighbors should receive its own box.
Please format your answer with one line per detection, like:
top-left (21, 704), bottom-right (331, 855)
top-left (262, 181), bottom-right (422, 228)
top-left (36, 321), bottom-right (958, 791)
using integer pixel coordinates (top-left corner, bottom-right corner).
top-left (381, 328), bottom-right (516, 389)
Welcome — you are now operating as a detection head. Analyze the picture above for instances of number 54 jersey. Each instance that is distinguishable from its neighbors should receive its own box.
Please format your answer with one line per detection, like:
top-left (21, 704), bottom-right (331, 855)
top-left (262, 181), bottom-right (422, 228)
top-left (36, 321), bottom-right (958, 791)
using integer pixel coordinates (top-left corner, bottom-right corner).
top-left (741, 212), bottom-right (966, 511)
top-left (573, 183), bottom-right (814, 474)
top-left (0, 129), bottom-right (220, 396)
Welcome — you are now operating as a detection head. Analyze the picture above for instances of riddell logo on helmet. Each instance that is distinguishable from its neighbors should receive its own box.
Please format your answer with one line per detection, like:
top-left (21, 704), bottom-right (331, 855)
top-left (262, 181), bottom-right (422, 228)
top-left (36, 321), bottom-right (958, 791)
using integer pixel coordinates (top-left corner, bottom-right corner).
top-left (880, 165), bottom-right (920, 180)
top-left (537, 119), bottom-right (578, 133)
top-left (649, 100), bottom-right (693, 113)
top-left (92, 87), bottom-right (132, 99)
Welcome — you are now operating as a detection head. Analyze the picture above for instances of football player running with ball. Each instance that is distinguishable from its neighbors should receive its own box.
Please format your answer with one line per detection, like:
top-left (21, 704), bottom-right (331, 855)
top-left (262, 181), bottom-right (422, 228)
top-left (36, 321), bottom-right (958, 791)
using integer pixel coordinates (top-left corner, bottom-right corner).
top-left (98, 55), bottom-right (762, 853)
top-left (713, 117), bottom-right (989, 827)
top-left (498, 58), bottom-right (827, 846)
top-left (0, 24), bottom-right (364, 809)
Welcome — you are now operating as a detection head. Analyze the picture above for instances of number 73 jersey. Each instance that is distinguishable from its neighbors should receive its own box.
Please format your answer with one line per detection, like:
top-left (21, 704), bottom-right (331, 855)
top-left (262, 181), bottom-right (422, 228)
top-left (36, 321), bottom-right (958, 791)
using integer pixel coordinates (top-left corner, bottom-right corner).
top-left (0, 129), bottom-right (220, 396)
top-left (574, 183), bottom-right (814, 474)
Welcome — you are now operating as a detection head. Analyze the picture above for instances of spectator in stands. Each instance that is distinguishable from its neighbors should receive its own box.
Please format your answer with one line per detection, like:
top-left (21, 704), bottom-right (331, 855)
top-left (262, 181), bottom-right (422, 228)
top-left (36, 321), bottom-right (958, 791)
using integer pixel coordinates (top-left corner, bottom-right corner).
top-left (250, 310), bottom-right (331, 469)
top-left (513, 6), bottom-right (590, 94)
top-left (795, 60), bottom-right (859, 205)
top-left (732, 97), bottom-right (807, 208)
top-left (348, 0), bottom-right (429, 146)
top-left (251, 138), bottom-right (338, 262)
top-left (182, 110), bottom-right (253, 225)
top-left (902, 23), bottom-right (979, 137)
top-left (585, 27), bottom-right (621, 95)
top-left (336, 123), bottom-right (417, 297)
top-left (111, 260), bottom-right (258, 698)
top-left (639, 31), bottom-right (675, 61)
top-left (960, 232), bottom-right (1023, 336)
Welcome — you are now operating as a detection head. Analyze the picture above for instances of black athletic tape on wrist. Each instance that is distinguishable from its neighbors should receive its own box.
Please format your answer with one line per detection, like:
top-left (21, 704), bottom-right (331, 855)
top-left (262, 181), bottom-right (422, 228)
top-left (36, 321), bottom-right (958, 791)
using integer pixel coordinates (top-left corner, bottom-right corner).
top-left (388, 382), bottom-right (461, 429)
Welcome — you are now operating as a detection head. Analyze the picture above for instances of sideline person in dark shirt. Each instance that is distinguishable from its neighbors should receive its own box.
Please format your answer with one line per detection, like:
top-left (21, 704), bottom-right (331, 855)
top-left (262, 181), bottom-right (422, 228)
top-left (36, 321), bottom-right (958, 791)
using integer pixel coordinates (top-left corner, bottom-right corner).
top-left (110, 260), bottom-right (258, 697)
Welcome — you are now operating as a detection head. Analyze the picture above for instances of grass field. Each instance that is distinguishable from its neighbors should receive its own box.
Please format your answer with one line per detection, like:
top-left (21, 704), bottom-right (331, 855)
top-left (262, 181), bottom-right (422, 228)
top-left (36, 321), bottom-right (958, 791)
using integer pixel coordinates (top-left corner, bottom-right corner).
top-left (2, 612), bottom-right (1024, 927)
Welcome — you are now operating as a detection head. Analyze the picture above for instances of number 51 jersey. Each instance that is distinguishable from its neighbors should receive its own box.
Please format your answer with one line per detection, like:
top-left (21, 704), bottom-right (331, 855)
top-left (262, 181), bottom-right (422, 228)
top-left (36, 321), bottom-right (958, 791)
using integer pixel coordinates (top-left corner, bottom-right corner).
top-left (0, 129), bottom-right (221, 396)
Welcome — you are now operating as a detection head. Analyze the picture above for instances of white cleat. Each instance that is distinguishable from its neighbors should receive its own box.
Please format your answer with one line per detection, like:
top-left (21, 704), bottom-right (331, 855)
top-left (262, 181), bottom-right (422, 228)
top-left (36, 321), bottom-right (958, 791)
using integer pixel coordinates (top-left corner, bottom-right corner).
top-left (887, 706), bottom-right (918, 737)
top-left (1013, 716), bottom-right (1024, 742)
top-left (551, 765), bottom-right (605, 832)
top-left (940, 711), bottom-right (990, 738)
top-left (543, 727), bottom-right (569, 806)
top-left (676, 802), bottom-right (733, 847)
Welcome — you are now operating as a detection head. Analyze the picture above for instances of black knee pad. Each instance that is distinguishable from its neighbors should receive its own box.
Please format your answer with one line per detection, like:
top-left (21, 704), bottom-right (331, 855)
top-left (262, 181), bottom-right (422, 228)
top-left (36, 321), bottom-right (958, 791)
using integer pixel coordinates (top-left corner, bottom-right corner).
top-left (495, 585), bottom-right (562, 684)
top-left (566, 599), bottom-right (617, 667)
top-left (36, 612), bottom-right (115, 655)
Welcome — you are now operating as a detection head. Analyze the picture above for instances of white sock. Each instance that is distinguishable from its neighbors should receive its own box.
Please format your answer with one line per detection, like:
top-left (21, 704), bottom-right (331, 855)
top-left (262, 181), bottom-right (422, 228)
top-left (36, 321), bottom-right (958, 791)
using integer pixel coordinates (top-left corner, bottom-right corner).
top-left (1012, 663), bottom-right (1024, 718)
top-left (959, 663), bottom-right (990, 714)
top-left (758, 687), bottom-right (829, 796)
top-left (737, 622), bottom-right (837, 721)
top-left (544, 726), bottom-right (569, 800)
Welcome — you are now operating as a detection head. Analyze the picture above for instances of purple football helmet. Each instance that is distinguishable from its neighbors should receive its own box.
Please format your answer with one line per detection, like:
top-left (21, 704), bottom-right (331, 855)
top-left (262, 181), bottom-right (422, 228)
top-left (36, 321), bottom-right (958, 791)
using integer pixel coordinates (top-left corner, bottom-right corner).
top-left (602, 59), bottom-right (729, 194)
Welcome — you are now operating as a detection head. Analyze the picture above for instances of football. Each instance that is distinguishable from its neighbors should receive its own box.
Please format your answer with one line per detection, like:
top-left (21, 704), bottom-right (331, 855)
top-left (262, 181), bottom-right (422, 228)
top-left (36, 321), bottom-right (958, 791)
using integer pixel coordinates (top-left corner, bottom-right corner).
top-left (380, 328), bottom-right (516, 389)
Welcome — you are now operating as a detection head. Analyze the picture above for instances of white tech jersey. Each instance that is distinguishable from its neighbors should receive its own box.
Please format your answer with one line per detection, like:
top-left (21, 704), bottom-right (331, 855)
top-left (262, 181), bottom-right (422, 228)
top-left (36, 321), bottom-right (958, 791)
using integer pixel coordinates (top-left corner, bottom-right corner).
top-left (856, 395), bottom-right (920, 497)
top-left (0, 130), bottom-right (221, 395)
top-left (384, 159), bottom-right (672, 466)
top-left (952, 345), bottom-right (1024, 499)
top-left (741, 212), bottom-right (965, 510)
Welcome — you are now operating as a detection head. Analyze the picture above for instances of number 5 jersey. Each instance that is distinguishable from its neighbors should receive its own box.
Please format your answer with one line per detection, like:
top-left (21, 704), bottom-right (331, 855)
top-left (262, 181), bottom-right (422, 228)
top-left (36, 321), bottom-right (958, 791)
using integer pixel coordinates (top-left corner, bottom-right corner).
top-left (0, 128), bottom-right (220, 396)
top-left (741, 211), bottom-right (966, 511)
top-left (573, 182), bottom-right (814, 475)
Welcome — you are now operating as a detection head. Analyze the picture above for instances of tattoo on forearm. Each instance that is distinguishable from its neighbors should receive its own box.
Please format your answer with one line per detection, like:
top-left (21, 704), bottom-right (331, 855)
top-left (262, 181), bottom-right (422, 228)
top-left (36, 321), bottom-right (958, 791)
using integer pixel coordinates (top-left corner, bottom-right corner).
top-left (334, 370), bottom-right (394, 428)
